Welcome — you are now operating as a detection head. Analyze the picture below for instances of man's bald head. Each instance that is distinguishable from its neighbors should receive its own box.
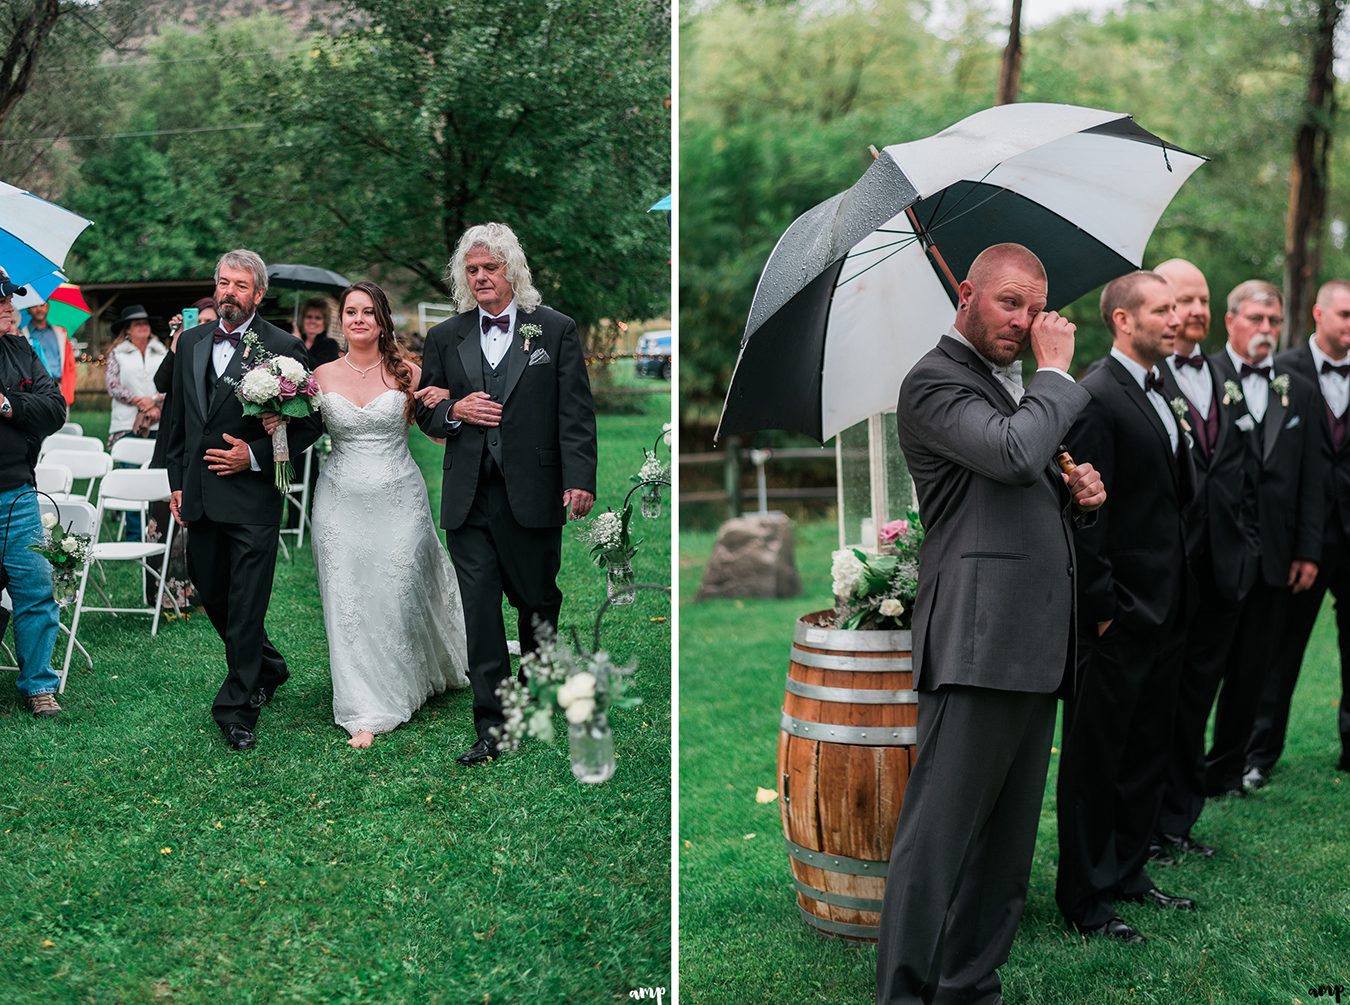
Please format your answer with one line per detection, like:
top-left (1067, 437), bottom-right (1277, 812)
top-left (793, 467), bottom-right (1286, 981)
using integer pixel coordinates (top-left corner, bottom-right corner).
top-left (965, 243), bottom-right (1047, 292)
top-left (1154, 258), bottom-right (1211, 348)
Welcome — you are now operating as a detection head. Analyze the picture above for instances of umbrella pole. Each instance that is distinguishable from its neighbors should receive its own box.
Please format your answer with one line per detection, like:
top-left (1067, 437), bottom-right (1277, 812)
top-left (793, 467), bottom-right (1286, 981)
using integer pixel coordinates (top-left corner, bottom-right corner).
top-left (905, 206), bottom-right (960, 298)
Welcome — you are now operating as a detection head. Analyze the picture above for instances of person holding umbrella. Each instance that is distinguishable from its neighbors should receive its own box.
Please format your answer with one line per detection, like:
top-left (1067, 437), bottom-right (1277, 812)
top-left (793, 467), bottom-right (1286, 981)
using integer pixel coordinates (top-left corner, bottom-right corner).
top-left (20, 301), bottom-right (77, 408)
top-left (876, 244), bottom-right (1105, 1005)
top-left (293, 298), bottom-right (341, 368)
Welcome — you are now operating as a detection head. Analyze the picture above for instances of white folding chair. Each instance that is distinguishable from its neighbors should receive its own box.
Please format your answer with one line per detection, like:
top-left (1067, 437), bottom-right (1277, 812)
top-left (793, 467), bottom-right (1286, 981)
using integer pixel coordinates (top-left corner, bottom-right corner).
top-left (63, 471), bottom-right (179, 684)
top-left (279, 449), bottom-right (315, 557)
top-left (109, 437), bottom-right (156, 469)
top-left (39, 449), bottom-right (111, 502)
top-left (38, 497), bottom-right (97, 692)
top-left (58, 422), bottom-right (84, 437)
top-left (39, 433), bottom-right (104, 459)
top-left (35, 463), bottom-right (74, 496)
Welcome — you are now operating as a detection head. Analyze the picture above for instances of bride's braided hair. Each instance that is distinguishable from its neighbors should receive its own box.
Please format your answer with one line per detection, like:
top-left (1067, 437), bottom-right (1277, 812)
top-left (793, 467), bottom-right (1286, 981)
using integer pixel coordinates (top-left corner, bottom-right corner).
top-left (338, 281), bottom-right (416, 423)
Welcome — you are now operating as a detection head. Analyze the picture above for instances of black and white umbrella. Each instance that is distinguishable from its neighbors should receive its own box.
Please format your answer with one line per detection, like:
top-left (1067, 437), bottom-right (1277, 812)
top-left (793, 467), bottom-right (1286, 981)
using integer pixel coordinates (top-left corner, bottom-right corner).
top-left (716, 103), bottom-right (1206, 443)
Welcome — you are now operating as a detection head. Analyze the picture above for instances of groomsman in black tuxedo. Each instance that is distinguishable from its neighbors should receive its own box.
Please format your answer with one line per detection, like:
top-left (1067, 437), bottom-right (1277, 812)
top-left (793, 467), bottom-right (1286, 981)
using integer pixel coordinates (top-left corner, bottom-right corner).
top-left (1248, 279), bottom-right (1350, 783)
top-left (415, 222), bottom-right (597, 766)
top-left (1150, 259), bottom-right (1261, 859)
top-left (167, 250), bottom-right (321, 750)
top-left (1057, 271), bottom-right (1197, 944)
top-left (1205, 280), bottom-right (1323, 796)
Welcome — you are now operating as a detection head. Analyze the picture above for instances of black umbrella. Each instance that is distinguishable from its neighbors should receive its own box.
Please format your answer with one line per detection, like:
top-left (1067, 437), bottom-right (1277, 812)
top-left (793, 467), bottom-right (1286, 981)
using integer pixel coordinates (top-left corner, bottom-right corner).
top-left (717, 103), bottom-right (1206, 444)
top-left (266, 263), bottom-right (352, 296)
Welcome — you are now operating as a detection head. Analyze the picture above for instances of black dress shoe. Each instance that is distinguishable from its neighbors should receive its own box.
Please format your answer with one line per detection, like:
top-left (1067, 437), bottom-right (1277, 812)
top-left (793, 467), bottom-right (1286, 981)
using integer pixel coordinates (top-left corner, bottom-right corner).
top-left (1241, 765), bottom-right (1269, 791)
top-left (247, 688), bottom-right (272, 710)
top-left (1121, 887), bottom-right (1197, 911)
top-left (1147, 840), bottom-right (1176, 866)
top-left (221, 723), bottom-right (256, 751)
top-left (456, 738), bottom-right (498, 766)
top-left (1077, 916), bottom-right (1147, 944)
top-left (1159, 832), bottom-right (1216, 857)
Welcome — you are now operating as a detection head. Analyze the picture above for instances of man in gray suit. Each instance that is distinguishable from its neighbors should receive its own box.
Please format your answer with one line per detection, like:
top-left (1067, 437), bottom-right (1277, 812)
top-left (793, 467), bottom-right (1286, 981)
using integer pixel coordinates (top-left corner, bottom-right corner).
top-left (876, 244), bottom-right (1105, 1005)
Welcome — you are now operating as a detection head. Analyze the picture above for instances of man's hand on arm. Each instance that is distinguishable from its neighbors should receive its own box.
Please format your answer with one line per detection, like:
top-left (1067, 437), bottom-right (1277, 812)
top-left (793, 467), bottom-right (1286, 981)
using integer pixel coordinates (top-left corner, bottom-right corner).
top-left (204, 433), bottom-right (251, 476)
top-left (1029, 310), bottom-right (1076, 372)
top-left (563, 489), bottom-right (595, 520)
top-left (450, 391), bottom-right (502, 427)
top-left (1064, 462), bottom-right (1106, 511)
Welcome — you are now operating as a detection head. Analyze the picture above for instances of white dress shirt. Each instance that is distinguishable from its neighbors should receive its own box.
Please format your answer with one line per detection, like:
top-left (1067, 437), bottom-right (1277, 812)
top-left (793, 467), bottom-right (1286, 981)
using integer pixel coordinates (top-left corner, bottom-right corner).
top-left (1226, 343), bottom-right (1271, 423)
top-left (948, 327), bottom-right (1073, 405)
top-left (478, 300), bottom-right (517, 370)
top-left (1111, 347), bottom-right (1178, 453)
top-left (215, 313), bottom-right (260, 471)
top-left (1166, 344), bottom-right (1214, 418)
top-left (1309, 334), bottom-right (1350, 419)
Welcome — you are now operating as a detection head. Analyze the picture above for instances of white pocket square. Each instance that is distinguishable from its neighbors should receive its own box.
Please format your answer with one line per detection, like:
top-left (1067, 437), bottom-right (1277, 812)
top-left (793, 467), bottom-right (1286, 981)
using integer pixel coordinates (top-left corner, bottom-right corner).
top-left (1235, 414), bottom-right (1256, 432)
top-left (528, 348), bottom-right (551, 366)
top-left (1285, 415), bottom-right (1301, 429)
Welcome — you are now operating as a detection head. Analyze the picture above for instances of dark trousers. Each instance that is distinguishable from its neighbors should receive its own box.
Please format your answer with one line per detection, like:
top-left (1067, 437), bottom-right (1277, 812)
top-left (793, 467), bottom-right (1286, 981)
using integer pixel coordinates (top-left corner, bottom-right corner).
top-left (1056, 621), bottom-right (1183, 929)
top-left (187, 515), bottom-right (288, 729)
top-left (447, 462), bottom-right (562, 742)
top-left (1205, 579), bottom-right (1290, 793)
top-left (876, 685), bottom-right (1056, 1005)
top-left (1155, 559), bottom-right (1243, 838)
top-left (1248, 525), bottom-right (1350, 771)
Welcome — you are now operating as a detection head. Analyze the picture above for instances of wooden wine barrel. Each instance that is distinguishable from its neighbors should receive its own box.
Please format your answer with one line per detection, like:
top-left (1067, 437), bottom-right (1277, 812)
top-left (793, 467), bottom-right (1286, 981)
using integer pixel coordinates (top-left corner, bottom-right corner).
top-left (778, 609), bottom-right (917, 942)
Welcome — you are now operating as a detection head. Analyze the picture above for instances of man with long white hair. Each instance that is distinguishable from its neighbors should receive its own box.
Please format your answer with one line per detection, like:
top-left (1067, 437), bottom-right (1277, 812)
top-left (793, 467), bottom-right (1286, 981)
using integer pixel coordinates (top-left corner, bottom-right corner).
top-left (415, 222), bottom-right (597, 766)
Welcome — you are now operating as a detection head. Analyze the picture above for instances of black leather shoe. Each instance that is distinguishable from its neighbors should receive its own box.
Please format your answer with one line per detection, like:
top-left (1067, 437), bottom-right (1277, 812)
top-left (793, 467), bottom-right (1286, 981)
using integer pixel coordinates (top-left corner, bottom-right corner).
top-left (456, 738), bottom-right (498, 766)
top-left (1078, 916), bottom-right (1147, 944)
top-left (1159, 832), bottom-right (1216, 857)
top-left (1147, 840), bottom-right (1176, 866)
top-left (1241, 765), bottom-right (1269, 791)
top-left (247, 688), bottom-right (272, 710)
top-left (1121, 887), bottom-right (1197, 911)
top-left (221, 723), bottom-right (256, 751)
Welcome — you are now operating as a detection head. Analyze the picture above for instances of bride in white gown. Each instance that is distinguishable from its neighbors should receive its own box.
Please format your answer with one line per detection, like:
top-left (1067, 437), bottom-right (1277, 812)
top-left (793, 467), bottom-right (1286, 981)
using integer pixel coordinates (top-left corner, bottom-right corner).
top-left (269, 281), bottom-right (469, 747)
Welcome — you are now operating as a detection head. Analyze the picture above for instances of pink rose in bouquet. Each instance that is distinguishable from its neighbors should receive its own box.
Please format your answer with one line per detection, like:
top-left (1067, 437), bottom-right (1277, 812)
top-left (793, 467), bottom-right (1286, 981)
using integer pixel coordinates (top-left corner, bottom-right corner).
top-left (879, 518), bottom-right (910, 545)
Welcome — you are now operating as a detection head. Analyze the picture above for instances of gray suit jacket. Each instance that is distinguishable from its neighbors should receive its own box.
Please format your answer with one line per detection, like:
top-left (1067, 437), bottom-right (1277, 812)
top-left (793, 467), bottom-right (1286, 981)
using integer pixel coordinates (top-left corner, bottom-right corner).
top-left (897, 335), bottom-right (1091, 694)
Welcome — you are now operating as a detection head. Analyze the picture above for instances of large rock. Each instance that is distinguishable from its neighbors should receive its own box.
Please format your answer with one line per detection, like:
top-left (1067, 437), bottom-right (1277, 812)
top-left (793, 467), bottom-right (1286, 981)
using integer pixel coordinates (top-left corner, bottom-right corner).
top-left (697, 513), bottom-right (802, 600)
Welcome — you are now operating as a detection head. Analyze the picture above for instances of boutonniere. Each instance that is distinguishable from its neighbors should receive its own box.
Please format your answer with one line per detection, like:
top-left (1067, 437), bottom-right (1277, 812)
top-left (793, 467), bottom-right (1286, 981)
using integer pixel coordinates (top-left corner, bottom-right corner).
top-left (1271, 373), bottom-right (1290, 407)
top-left (1222, 379), bottom-right (1243, 406)
top-left (239, 329), bottom-right (261, 361)
top-left (1169, 396), bottom-right (1192, 432)
top-left (519, 323), bottom-right (543, 354)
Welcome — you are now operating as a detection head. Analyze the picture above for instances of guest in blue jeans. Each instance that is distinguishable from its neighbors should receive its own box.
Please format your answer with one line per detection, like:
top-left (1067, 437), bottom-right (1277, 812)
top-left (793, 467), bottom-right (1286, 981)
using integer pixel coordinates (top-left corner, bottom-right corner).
top-left (0, 268), bottom-right (70, 716)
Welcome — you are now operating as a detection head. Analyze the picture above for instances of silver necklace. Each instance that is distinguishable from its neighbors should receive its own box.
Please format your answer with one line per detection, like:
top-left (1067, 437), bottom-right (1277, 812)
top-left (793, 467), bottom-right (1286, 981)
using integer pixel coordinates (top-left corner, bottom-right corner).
top-left (343, 354), bottom-right (381, 379)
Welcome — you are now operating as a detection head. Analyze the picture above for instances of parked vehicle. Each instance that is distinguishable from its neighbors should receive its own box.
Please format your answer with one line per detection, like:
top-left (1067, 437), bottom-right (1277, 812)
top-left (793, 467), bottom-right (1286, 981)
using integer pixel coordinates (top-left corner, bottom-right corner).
top-left (635, 329), bottom-right (672, 380)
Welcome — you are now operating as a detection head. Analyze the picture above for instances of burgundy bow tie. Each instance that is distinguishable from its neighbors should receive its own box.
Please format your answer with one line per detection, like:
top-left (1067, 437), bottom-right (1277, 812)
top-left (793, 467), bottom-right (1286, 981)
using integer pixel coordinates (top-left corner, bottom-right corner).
top-left (1173, 353), bottom-right (1204, 370)
top-left (481, 314), bottom-right (509, 335)
top-left (1144, 369), bottom-right (1166, 395)
top-left (1240, 363), bottom-right (1272, 381)
top-left (1322, 360), bottom-right (1350, 378)
top-left (212, 328), bottom-right (240, 348)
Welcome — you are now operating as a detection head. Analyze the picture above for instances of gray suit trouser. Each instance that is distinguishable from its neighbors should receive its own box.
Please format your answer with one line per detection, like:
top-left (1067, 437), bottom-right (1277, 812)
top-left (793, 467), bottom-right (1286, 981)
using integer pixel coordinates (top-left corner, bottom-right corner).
top-left (876, 684), bottom-right (1057, 1005)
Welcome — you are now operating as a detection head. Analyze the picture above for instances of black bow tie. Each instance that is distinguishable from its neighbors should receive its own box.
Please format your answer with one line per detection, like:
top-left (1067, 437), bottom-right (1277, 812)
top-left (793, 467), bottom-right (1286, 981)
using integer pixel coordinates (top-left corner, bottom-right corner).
top-left (1144, 369), bottom-right (1166, 395)
top-left (1322, 360), bottom-right (1350, 378)
top-left (481, 314), bottom-right (509, 335)
top-left (212, 328), bottom-right (240, 348)
top-left (1240, 363), bottom-right (1272, 381)
top-left (1173, 353), bottom-right (1204, 370)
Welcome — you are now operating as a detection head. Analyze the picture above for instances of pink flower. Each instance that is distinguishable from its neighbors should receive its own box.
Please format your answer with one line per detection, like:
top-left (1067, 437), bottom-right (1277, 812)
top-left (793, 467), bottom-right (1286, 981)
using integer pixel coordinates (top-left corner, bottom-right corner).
top-left (303, 377), bottom-right (319, 396)
top-left (277, 376), bottom-right (297, 400)
top-left (879, 519), bottom-right (909, 544)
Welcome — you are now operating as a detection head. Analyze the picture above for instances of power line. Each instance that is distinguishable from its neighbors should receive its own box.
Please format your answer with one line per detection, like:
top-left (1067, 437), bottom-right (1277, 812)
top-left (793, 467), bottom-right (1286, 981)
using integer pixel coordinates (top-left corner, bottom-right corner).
top-left (0, 122), bottom-right (266, 145)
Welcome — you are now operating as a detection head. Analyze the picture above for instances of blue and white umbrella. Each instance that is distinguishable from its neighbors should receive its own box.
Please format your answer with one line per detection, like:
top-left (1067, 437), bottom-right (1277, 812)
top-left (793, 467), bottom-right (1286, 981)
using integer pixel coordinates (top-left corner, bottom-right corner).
top-left (0, 181), bottom-right (92, 290)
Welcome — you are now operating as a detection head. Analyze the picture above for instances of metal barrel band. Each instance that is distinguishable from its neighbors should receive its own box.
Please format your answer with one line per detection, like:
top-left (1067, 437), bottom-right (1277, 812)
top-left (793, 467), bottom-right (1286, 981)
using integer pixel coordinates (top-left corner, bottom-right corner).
top-left (793, 877), bottom-right (884, 912)
top-left (784, 836), bottom-right (889, 877)
top-left (780, 712), bottom-right (917, 746)
top-left (798, 906), bottom-right (879, 940)
top-left (789, 645), bottom-right (914, 673)
top-left (785, 677), bottom-right (917, 704)
top-left (794, 618), bottom-right (913, 652)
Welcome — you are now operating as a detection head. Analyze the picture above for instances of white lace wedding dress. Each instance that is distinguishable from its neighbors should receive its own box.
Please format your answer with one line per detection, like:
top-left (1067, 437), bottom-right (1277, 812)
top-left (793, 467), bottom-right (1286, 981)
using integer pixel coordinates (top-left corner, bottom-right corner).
top-left (311, 388), bottom-right (470, 736)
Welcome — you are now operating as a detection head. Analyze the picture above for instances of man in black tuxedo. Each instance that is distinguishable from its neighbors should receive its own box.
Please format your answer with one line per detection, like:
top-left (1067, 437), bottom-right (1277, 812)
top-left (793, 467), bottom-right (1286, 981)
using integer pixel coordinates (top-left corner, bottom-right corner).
top-left (166, 250), bottom-right (321, 750)
top-left (1205, 280), bottom-right (1323, 795)
top-left (1248, 279), bottom-right (1350, 783)
top-left (1150, 259), bottom-right (1261, 859)
top-left (415, 222), bottom-right (597, 766)
top-left (1057, 270), bottom-right (1197, 944)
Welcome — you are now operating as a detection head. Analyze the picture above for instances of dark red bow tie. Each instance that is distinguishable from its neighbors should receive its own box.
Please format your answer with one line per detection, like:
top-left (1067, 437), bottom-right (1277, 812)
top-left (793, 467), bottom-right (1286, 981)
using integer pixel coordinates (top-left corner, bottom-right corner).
top-left (212, 328), bottom-right (240, 348)
top-left (1321, 360), bottom-right (1350, 378)
top-left (1240, 363), bottom-right (1272, 381)
top-left (1173, 353), bottom-right (1204, 370)
top-left (481, 314), bottom-right (509, 335)
top-left (1144, 369), bottom-right (1166, 395)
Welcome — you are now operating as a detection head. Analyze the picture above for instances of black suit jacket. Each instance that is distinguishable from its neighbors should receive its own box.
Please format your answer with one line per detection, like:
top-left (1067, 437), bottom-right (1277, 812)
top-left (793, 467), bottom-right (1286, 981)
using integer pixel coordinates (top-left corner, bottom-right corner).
top-left (416, 305), bottom-right (597, 530)
top-left (1067, 356), bottom-right (1194, 632)
top-left (1209, 350), bottom-right (1323, 585)
top-left (1277, 343), bottom-right (1350, 542)
top-left (165, 318), bottom-right (321, 525)
top-left (1156, 358), bottom-right (1261, 603)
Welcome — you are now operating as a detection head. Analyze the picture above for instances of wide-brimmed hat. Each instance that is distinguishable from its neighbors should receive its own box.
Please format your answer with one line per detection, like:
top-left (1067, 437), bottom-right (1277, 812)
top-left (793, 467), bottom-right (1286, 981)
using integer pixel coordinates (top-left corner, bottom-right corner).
top-left (112, 304), bottom-right (151, 334)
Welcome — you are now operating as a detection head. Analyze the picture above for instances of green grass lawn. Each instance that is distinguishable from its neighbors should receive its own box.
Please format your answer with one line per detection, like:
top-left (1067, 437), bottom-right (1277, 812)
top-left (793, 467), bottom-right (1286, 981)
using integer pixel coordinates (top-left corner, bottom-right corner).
top-left (0, 391), bottom-right (672, 1004)
top-left (680, 519), bottom-right (1350, 1004)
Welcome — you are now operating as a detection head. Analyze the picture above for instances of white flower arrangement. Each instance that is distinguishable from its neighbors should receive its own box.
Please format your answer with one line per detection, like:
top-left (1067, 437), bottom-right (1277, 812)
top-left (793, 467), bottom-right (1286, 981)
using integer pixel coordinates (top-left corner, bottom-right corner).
top-left (238, 367), bottom-right (282, 402)
top-left (1222, 379), bottom-right (1243, 406)
top-left (831, 548), bottom-right (867, 599)
top-left (1271, 373), bottom-right (1290, 406)
top-left (519, 322), bottom-right (543, 353)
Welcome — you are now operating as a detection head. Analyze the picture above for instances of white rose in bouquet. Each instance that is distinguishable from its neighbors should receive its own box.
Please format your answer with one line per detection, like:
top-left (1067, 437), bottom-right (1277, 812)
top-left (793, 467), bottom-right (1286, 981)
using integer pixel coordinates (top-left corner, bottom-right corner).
top-left (556, 671), bottom-right (597, 709)
top-left (565, 697), bottom-right (596, 725)
top-left (41, 512), bottom-right (58, 530)
top-left (879, 598), bottom-right (905, 618)
top-left (831, 549), bottom-right (866, 599)
top-left (273, 356), bottom-right (308, 383)
top-left (239, 367), bottom-right (281, 402)
top-left (61, 535), bottom-right (80, 554)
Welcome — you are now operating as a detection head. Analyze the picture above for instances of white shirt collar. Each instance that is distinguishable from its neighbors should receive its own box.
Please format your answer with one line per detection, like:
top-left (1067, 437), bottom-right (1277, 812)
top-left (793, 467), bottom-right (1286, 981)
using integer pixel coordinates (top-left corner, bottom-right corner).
top-left (219, 313), bottom-right (256, 335)
top-left (477, 300), bottom-right (517, 330)
top-left (1226, 342), bottom-right (1270, 374)
top-left (949, 326), bottom-right (1001, 373)
top-left (1310, 332), bottom-right (1350, 370)
top-left (1109, 346), bottom-right (1157, 391)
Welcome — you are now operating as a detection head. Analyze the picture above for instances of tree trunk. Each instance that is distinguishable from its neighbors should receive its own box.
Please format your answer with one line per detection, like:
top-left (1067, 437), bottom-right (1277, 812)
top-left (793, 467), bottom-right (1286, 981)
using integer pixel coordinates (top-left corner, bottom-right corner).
top-left (1283, 0), bottom-right (1341, 348)
top-left (996, 0), bottom-right (1023, 106)
top-left (0, 0), bottom-right (62, 129)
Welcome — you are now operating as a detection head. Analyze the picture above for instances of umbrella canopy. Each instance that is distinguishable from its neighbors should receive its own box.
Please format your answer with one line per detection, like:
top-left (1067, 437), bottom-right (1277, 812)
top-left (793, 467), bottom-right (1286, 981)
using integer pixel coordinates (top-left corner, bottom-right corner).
top-left (20, 281), bottom-right (93, 336)
top-left (0, 182), bottom-right (93, 290)
top-left (266, 263), bottom-right (352, 295)
top-left (11, 270), bottom-right (65, 309)
top-left (649, 194), bottom-right (671, 212)
top-left (717, 103), bottom-right (1206, 444)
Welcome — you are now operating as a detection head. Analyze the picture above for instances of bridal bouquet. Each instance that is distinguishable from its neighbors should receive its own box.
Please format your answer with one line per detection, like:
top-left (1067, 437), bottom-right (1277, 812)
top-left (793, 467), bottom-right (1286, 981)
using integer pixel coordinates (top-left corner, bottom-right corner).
top-left (30, 510), bottom-right (92, 606)
top-left (830, 511), bottom-right (924, 631)
top-left (230, 331), bottom-right (323, 493)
